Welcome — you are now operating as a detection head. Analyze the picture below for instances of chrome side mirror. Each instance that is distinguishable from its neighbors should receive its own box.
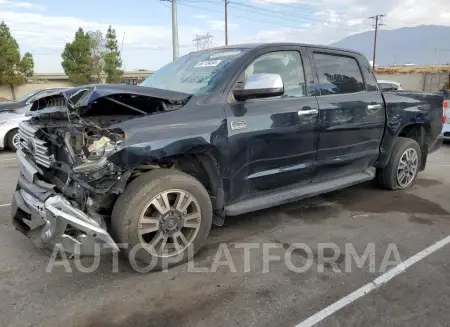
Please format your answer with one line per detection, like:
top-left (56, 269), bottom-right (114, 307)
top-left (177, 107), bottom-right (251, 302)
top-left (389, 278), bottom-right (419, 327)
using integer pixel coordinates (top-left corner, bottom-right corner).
top-left (233, 73), bottom-right (284, 101)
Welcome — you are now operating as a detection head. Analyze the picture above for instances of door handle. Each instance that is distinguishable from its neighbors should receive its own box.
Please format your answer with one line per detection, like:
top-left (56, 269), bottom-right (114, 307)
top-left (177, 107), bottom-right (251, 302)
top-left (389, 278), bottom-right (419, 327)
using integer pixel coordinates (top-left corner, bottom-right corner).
top-left (298, 108), bottom-right (318, 116)
top-left (367, 104), bottom-right (382, 111)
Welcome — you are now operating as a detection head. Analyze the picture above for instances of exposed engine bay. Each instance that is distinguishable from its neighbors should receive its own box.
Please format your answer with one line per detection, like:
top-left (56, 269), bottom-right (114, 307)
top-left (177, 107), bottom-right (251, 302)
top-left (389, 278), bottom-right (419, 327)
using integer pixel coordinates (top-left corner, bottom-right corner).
top-left (12, 85), bottom-right (193, 254)
top-left (21, 87), bottom-right (190, 221)
top-left (21, 119), bottom-right (127, 224)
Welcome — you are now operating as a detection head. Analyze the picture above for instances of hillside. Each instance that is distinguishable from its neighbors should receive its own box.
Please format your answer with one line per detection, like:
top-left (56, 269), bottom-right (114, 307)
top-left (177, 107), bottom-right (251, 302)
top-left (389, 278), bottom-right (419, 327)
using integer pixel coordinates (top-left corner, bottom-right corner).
top-left (330, 25), bottom-right (450, 66)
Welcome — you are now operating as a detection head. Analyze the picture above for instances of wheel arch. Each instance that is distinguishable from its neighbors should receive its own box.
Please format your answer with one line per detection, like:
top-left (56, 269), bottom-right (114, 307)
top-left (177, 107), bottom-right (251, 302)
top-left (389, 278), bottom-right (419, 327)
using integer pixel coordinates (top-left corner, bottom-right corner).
top-left (397, 123), bottom-right (429, 171)
top-left (121, 146), bottom-right (227, 214)
top-left (376, 122), bottom-right (430, 170)
top-left (4, 127), bottom-right (19, 150)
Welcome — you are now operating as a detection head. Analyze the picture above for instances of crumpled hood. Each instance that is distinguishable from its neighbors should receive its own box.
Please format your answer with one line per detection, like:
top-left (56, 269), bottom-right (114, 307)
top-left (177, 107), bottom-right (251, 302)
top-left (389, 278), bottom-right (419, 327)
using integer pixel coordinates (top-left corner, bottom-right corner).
top-left (61, 84), bottom-right (192, 108)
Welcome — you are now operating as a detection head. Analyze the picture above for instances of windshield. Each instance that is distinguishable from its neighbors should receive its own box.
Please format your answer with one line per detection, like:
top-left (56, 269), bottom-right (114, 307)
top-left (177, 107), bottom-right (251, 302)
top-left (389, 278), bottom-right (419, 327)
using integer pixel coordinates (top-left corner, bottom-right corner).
top-left (140, 48), bottom-right (248, 95)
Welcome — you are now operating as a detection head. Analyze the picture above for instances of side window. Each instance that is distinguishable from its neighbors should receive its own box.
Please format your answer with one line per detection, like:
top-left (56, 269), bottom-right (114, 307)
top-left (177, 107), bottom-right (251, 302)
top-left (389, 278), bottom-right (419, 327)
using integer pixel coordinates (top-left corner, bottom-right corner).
top-left (313, 53), bottom-right (366, 95)
top-left (244, 51), bottom-right (307, 98)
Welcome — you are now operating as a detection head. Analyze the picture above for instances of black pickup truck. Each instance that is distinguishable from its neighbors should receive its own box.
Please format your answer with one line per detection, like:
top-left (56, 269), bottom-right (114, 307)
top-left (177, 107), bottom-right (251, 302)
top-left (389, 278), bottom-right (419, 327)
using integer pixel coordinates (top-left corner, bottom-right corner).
top-left (11, 43), bottom-right (444, 270)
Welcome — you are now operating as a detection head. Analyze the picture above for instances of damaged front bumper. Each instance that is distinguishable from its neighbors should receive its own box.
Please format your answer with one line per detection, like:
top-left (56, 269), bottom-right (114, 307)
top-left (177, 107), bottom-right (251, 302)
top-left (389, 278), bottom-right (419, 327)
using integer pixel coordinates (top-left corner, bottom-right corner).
top-left (11, 150), bottom-right (119, 255)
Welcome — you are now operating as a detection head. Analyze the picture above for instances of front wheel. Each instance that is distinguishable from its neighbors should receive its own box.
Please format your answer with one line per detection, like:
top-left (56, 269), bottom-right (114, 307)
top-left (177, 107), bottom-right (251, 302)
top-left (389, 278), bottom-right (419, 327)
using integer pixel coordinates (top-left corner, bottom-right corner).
top-left (7, 129), bottom-right (20, 151)
top-left (376, 137), bottom-right (421, 190)
top-left (111, 169), bottom-right (212, 271)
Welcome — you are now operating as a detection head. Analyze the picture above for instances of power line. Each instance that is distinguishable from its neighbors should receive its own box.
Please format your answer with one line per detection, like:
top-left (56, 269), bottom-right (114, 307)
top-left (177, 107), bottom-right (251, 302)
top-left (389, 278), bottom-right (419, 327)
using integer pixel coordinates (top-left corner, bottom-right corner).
top-left (172, 0), bottom-right (432, 30)
top-left (369, 14), bottom-right (384, 70)
top-left (229, 1), bottom-right (364, 21)
top-left (176, 0), bottom-right (370, 33)
top-left (182, 0), bottom-right (370, 21)
top-left (176, 1), bottom-right (304, 29)
top-left (180, 0), bottom-right (368, 26)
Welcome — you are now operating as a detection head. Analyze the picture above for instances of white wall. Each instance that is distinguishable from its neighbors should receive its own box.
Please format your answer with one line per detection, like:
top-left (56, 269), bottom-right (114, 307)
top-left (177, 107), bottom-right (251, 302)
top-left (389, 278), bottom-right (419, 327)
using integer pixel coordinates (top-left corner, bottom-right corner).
top-left (376, 72), bottom-right (449, 92)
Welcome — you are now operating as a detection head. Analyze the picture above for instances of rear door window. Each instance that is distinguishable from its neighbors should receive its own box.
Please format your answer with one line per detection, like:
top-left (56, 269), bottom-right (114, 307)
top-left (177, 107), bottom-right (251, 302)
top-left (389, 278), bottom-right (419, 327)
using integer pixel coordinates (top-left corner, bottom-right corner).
top-left (313, 53), bottom-right (366, 95)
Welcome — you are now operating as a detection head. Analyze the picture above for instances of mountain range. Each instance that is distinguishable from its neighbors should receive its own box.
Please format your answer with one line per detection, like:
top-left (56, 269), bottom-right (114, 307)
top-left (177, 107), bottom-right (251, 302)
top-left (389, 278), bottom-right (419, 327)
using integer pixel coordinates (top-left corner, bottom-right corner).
top-left (330, 25), bottom-right (450, 66)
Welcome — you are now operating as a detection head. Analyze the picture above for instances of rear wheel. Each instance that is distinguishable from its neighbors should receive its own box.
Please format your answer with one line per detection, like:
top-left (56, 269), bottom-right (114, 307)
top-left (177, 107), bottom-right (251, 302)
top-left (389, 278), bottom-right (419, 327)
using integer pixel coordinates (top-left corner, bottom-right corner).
top-left (376, 137), bottom-right (421, 190)
top-left (111, 169), bottom-right (212, 271)
top-left (6, 129), bottom-right (20, 151)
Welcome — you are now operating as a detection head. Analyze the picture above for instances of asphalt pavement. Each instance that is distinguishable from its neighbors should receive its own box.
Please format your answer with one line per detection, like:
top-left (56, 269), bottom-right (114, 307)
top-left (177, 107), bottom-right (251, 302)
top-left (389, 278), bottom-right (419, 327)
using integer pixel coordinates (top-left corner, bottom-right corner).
top-left (1, 146), bottom-right (450, 327)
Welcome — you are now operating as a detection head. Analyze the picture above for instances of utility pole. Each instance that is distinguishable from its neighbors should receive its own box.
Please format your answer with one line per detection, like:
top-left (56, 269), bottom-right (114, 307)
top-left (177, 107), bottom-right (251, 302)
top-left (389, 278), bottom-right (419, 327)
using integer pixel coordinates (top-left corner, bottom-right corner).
top-left (161, 0), bottom-right (179, 60)
top-left (369, 14), bottom-right (384, 70)
top-left (224, 0), bottom-right (229, 45)
top-left (171, 0), bottom-right (179, 60)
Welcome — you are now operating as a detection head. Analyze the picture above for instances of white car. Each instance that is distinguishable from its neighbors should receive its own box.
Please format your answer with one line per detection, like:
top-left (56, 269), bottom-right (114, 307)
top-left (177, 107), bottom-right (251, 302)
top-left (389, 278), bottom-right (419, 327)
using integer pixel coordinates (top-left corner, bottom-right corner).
top-left (378, 80), bottom-right (404, 91)
top-left (443, 99), bottom-right (450, 142)
top-left (0, 88), bottom-right (67, 151)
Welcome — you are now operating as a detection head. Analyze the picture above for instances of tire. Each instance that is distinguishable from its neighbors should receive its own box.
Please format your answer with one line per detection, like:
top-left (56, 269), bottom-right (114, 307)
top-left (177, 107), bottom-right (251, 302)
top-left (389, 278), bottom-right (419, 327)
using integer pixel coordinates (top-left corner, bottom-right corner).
top-left (376, 137), bottom-right (421, 190)
top-left (6, 129), bottom-right (20, 151)
top-left (111, 169), bottom-right (212, 272)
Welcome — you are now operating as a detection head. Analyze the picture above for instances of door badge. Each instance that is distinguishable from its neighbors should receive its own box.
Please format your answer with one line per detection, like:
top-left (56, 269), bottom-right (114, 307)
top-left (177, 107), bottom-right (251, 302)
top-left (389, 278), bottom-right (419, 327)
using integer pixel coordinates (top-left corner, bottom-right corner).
top-left (231, 120), bottom-right (247, 130)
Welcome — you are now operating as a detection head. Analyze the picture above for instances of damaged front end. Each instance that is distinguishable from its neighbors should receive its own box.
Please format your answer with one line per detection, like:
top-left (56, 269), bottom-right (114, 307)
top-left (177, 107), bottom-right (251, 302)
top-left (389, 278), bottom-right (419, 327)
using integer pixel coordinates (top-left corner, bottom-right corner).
top-left (11, 85), bottom-right (191, 255)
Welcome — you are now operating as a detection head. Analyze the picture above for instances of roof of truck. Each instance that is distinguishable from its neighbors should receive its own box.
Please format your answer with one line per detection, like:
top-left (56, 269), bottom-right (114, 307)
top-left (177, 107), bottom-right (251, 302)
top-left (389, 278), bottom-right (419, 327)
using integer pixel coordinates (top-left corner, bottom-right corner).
top-left (190, 43), bottom-right (364, 56)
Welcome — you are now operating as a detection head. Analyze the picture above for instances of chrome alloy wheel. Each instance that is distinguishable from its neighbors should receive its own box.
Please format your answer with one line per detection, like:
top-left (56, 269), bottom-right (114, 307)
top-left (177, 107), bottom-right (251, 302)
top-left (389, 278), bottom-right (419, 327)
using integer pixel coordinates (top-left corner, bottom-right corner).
top-left (397, 148), bottom-right (419, 188)
top-left (12, 133), bottom-right (20, 150)
top-left (138, 189), bottom-right (202, 257)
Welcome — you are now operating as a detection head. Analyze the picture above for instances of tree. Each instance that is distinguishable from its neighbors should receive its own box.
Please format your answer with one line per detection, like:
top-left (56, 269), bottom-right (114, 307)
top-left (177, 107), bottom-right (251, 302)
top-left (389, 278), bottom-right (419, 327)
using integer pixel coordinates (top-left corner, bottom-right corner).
top-left (20, 52), bottom-right (34, 77)
top-left (61, 28), bottom-right (102, 85)
top-left (103, 25), bottom-right (123, 83)
top-left (87, 30), bottom-right (105, 82)
top-left (0, 21), bottom-right (34, 100)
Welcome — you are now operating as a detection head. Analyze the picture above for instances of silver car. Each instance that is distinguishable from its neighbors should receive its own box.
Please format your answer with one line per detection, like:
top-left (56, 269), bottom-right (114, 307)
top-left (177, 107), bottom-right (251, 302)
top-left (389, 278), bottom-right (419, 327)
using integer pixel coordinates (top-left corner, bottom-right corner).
top-left (0, 88), bottom-right (67, 151)
top-left (377, 79), bottom-right (404, 91)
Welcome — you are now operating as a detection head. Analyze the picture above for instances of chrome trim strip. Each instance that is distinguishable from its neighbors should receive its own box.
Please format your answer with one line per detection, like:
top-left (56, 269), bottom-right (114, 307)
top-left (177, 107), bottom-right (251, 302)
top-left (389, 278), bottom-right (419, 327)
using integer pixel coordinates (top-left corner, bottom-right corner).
top-left (17, 150), bottom-right (43, 183)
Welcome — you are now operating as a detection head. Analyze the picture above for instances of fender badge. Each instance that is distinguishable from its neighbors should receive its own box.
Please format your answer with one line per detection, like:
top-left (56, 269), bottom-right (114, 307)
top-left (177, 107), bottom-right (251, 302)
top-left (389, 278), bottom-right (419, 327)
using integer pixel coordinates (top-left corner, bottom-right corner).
top-left (231, 120), bottom-right (247, 130)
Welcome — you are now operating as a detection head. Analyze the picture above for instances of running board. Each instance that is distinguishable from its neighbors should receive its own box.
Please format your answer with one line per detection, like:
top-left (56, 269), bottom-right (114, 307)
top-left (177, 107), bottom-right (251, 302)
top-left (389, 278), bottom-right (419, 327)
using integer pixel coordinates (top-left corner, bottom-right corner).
top-left (225, 169), bottom-right (375, 216)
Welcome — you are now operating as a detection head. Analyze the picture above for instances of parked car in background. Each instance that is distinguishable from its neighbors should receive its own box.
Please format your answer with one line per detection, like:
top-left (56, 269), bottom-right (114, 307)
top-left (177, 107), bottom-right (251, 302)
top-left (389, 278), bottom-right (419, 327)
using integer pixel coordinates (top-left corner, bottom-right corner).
top-left (378, 79), bottom-right (404, 91)
top-left (0, 88), bottom-right (67, 151)
top-left (443, 99), bottom-right (450, 142)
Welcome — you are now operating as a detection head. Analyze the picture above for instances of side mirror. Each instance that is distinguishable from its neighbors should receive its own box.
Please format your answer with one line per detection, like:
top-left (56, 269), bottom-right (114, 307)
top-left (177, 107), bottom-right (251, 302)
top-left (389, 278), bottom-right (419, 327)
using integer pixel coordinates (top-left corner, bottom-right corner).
top-left (233, 73), bottom-right (284, 101)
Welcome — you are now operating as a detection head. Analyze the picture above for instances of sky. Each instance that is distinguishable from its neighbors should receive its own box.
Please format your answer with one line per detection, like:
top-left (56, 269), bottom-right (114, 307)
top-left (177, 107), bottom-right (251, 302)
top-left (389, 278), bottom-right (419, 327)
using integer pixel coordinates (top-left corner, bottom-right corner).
top-left (1, 0), bottom-right (449, 73)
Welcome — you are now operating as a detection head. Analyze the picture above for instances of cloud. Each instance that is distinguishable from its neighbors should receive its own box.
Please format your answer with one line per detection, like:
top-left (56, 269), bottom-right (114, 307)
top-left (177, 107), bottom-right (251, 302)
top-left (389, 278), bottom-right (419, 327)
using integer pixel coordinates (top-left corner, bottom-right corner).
top-left (252, 0), bottom-right (302, 4)
top-left (193, 14), bottom-right (210, 20)
top-left (1, 10), bottom-right (203, 72)
top-left (209, 20), bottom-right (238, 31)
top-left (192, 14), bottom-right (238, 32)
top-left (2, 0), bottom-right (450, 72)
top-left (0, 0), bottom-right (45, 11)
top-left (236, 0), bottom-right (450, 48)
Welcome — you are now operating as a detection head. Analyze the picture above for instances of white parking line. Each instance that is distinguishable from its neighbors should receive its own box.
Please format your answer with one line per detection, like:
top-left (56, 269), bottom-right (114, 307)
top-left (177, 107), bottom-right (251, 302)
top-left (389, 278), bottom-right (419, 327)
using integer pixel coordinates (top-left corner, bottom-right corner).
top-left (0, 203), bottom-right (11, 207)
top-left (0, 157), bottom-right (16, 162)
top-left (429, 163), bottom-right (450, 167)
top-left (294, 234), bottom-right (450, 327)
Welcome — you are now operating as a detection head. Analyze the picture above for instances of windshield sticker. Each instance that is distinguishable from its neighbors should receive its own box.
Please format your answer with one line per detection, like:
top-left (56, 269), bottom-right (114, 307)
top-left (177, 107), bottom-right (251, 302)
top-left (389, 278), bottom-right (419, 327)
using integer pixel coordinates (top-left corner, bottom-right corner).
top-left (194, 60), bottom-right (222, 67)
top-left (209, 51), bottom-right (241, 59)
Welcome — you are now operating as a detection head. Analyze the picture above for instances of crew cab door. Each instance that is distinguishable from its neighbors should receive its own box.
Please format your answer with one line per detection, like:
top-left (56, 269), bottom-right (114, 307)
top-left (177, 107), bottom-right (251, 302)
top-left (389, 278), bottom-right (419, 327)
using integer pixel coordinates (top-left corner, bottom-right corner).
top-left (225, 47), bottom-right (319, 202)
top-left (307, 48), bottom-right (385, 181)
